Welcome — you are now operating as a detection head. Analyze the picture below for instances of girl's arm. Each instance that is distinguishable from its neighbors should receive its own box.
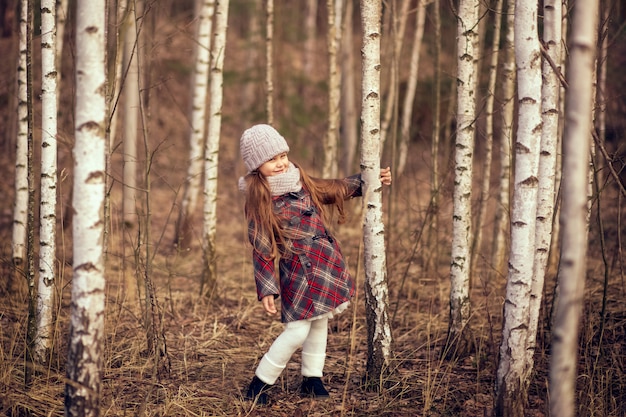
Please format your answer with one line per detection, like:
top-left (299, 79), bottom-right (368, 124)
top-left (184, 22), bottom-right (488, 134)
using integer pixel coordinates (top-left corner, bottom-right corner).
top-left (248, 220), bottom-right (280, 301)
top-left (316, 167), bottom-right (392, 203)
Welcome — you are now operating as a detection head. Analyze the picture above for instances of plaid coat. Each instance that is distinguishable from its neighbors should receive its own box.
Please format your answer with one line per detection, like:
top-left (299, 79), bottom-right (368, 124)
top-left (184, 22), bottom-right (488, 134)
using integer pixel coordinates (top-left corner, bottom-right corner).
top-left (249, 174), bottom-right (362, 323)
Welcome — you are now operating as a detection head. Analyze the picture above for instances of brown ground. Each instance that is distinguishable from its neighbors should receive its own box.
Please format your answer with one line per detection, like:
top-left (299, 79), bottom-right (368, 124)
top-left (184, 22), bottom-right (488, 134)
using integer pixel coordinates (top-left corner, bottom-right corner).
top-left (1, 3), bottom-right (625, 416)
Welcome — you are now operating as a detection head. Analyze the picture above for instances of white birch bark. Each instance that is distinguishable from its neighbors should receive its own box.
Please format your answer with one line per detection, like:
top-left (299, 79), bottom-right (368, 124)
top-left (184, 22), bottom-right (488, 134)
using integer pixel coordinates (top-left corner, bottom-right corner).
top-left (360, 0), bottom-right (392, 383)
top-left (176, 0), bottom-right (215, 247)
top-left (527, 0), bottom-right (561, 369)
top-left (549, 0), bottom-right (597, 415)
top-left (122, 0), bottom-right (140, 227)
top-left (548, 0), bottom-right (568, 276)
top-left (379, 0), bottom-right (409, 150)
top-left (35, 0), bottom-right (58, 364)
top-left (12, 0), bottom-right (29, 267)
top-left (397, 0), bottom-right (426, 176)
top-left (65, 0), bottom-right (107, 414)
top-left (471, 0), bottom-right (502, 273)
top-left (495, 0), bottom-right (542, 415)
top-left (201, 0), bottom-right (229, 297)
top-left (340, 0), bottom-right (358, 175)
top-left (323, 0), bottom-right (342, 178)
top-left (492, 0), bottom-right (514, 279)
top-left (449, 0), bottom-right (479, 343)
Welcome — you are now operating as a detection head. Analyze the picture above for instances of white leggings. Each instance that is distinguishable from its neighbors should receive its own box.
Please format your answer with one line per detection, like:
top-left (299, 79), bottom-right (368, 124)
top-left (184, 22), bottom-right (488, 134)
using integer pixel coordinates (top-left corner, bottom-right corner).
top-left (255, 317), bottom-right (328, 385)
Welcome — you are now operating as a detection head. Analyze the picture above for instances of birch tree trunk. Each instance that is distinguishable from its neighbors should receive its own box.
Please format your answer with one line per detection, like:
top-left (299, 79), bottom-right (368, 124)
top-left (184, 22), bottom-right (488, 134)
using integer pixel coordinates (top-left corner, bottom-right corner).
top-left (360, 0), bottom-right (393, 385)
top-left (65, 0), bottom-right (107, 414)
top-left (379, 0), bottom-right (409, 150)
top-left (12, 0), bottom-right (29, 276)
top-left (55, 0), bottom-right (69, 100)
top-left (471, 0), bottom-right (502, 274)
top-left (397, 0), bottom-right (426, 177)
top-left (548, 0), bottom-right (568, 276)
top-left (448, 0), bottom-right (479, 355)
top-left (35, 0), bottom-right (58, 365)
top-left (426, 0), bottom-right (441, 274)
top-left (242, 0), bottom-right (260, 122)
top-left (495, 0), bottom-right (542, 415)
top-left (175, 0), bottom-right (215, 249)
top-left (21, 0), bottom-right (37, 387)
top-left (527, 0), bottom-right (562, 370)
top-left (201, 0), bottom-right (229, 298)
top-left (265, 0), bottom-right (274, 124)
top-left (122, 0), bottom-right (140, 228)
top-left (492, 0), bottom-right (514, 280)
top-left (303, 0), bottom-right (318, 77)
top-left (341, 0), bottom-right (358, 175)
top-left (323, 0), bottom-right (342, 178)
top-left (549, 1), bottom-right (597, 415)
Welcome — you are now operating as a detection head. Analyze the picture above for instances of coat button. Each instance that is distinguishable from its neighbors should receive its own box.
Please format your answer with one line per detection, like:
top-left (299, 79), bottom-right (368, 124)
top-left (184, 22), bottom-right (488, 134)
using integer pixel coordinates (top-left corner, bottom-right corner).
top-left (305, 262), bottom-right (311, 268)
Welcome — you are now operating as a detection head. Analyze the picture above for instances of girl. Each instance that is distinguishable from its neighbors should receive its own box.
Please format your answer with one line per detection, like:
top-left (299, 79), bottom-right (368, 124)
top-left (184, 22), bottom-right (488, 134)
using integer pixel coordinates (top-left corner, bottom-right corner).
top-left (238, 124), bottom-right (391, 405)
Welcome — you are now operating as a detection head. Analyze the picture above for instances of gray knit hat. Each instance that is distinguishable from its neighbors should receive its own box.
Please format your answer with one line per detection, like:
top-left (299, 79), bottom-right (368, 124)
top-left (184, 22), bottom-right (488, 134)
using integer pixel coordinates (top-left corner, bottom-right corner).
top-left (240, 124), bottom-right (290, 172)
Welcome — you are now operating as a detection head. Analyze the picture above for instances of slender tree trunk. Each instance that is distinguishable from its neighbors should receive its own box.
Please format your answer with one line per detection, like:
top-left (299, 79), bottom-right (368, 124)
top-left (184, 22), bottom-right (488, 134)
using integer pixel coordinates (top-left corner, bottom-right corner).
top-left (492, 0), bottom-right (515, 281)
top-left (379, 0), bottom-right (409, 151)
top-left (547, 0), bottom-right (568, 277)
top-left (65, 0), bottom-right (107, 414)
top-left (426, 0), bottom-right (441, 274)
top-left (397, 0), bottom-right (426, 177)
top-left (360, 0), bottom-right (392, 386)
top-left (471, 0), bottom-right (503, 275)
top-left (35, 0), bottom-right (58, 365)
top-left (447, 0), bottom-right (479, 356)
top-left (265, 0), bottom-right (274, 124)
top-left (340, 0), bottom-right (357, 176)
top-left (549, 2), bottom-right (597, 416)
top-left (303, 0), bottom-right (318, 77)
top-left (122, 0), bottom-right (140, 228)
top-left (242, 0), bottom-right (260, 123)
top-left (12, 0), bottom-right (29, 280)
top-left (55, 0), bottom-right (69, 101)
top-left (21, 0), bottom-right (36, 388)
top-left (201, 0), bottom-right (229, 299)
top-left (526, 0), bottom-right (562, 372)
top-left (175, 0), bottom-right (215, 249)
top-left (323, 0), bottom-right (342, 178)
top-left (595, 1), bottom-right (609, 181)
top-left (495, 0), bottom-right (542, 415)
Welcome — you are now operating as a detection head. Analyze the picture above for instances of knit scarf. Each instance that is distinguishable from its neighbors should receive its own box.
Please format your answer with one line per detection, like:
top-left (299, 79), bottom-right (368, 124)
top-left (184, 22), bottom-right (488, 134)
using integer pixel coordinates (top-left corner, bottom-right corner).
top-left (238, 162), bottom-right (302, 196)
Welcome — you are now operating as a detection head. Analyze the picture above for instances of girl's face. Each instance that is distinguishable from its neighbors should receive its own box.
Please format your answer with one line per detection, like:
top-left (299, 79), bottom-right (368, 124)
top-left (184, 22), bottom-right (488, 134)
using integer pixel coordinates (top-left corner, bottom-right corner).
top-left (258, 152), bottom-right (289, 177)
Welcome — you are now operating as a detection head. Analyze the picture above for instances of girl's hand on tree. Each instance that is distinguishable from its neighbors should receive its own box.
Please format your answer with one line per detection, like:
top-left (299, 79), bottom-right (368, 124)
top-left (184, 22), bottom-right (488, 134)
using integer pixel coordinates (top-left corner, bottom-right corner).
top-left (380, 166), bottom-right (392, 186)
top-left (262, 295), bottom-right (278, 316)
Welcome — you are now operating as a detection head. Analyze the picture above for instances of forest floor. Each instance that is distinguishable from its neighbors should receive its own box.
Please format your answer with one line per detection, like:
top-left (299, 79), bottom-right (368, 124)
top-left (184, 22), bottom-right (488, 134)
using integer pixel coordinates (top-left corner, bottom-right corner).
top-left (1, 7), bottom-right (625, 416)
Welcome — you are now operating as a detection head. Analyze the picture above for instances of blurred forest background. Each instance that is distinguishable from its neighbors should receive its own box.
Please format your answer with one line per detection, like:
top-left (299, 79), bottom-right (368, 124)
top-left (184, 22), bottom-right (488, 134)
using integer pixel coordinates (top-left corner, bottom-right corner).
top-left (0, 0), bottom-right (626, 416)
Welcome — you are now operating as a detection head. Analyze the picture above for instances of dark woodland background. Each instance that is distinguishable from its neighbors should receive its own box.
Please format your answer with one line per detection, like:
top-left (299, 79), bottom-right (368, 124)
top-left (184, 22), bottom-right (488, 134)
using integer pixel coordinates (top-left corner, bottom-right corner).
top-left (0, 0), bottom-right (626, 416)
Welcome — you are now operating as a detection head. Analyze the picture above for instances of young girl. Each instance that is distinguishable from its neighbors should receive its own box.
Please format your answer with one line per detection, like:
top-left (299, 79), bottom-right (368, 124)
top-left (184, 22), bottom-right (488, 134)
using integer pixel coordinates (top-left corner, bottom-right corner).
top-left (238, 124), bottom-right (391, 405)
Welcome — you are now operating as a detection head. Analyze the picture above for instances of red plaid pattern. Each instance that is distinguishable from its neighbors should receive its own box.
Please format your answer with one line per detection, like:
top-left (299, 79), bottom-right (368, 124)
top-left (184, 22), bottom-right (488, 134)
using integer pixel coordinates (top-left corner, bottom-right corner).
top-left (249, 175), bottom-right (362, 322)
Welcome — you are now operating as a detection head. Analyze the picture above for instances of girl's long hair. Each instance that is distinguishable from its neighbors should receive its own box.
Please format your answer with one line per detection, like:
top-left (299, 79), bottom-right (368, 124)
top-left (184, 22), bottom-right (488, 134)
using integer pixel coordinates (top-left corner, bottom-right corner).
top-left (243, 161), bottom-right (351, 259)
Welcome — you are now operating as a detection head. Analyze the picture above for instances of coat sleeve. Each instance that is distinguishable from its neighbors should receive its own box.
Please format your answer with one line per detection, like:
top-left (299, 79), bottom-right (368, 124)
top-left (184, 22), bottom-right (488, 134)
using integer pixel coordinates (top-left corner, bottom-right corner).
top-left (252, 249), bottom-right (280, 301)
top-left (343, 173), bottom-right (363, 198)
top-left (247, 220), bottom-right (280, 300)
top-left (314, 174), bottom-right (363, 204)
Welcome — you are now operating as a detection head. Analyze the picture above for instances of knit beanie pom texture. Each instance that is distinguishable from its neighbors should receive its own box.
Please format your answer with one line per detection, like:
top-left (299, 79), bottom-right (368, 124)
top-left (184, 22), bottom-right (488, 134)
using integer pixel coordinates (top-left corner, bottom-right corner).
top-left (240, 124), bottom-right (290, 172)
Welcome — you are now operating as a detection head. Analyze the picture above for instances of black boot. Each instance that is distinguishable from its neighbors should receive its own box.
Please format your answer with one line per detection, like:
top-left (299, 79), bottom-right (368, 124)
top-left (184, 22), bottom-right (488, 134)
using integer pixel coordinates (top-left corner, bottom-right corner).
top-left (245, 376), bottom-right (271, 405)
top-left (300, 376), bottom-right (330, 399)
